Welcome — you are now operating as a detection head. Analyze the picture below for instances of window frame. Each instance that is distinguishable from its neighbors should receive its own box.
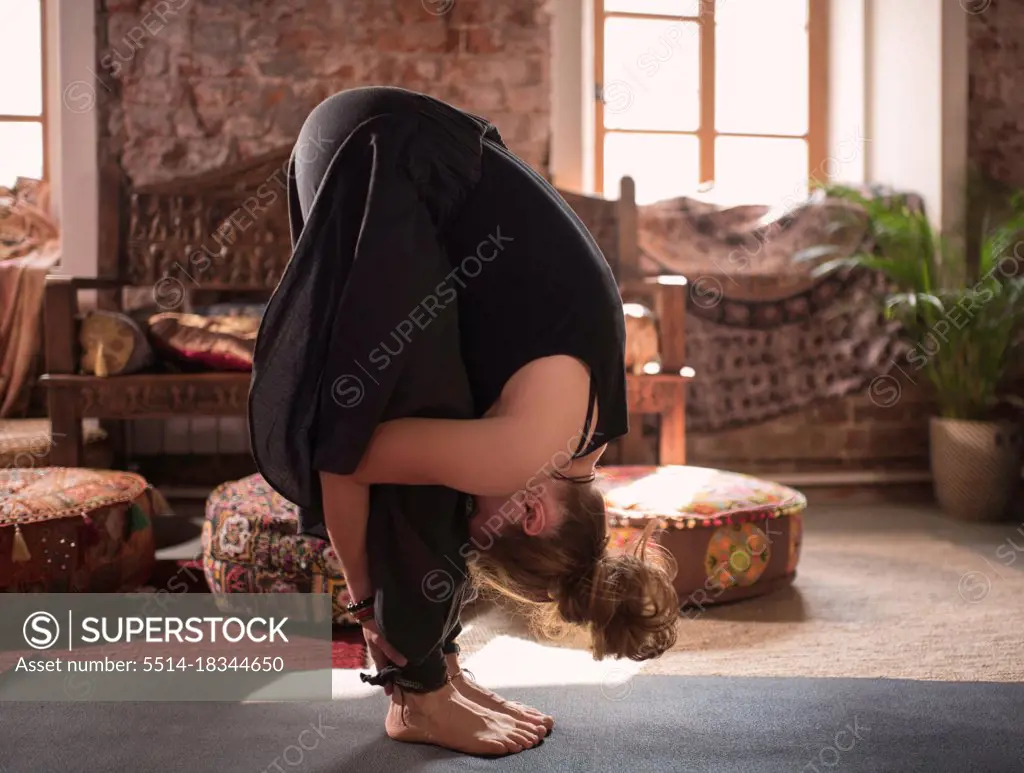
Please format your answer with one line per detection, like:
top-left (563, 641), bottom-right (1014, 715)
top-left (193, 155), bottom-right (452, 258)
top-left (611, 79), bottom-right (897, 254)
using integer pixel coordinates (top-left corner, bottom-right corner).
top-left (0, 0), bottom-right (48, 183)
top-left (592, 0), bottom-right (829, 199)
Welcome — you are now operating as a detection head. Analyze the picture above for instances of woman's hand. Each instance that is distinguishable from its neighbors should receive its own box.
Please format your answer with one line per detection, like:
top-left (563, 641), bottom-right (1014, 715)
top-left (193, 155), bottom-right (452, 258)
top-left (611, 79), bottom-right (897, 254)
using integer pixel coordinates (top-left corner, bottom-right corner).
top-left (362, 618), bottom-right (408, 696)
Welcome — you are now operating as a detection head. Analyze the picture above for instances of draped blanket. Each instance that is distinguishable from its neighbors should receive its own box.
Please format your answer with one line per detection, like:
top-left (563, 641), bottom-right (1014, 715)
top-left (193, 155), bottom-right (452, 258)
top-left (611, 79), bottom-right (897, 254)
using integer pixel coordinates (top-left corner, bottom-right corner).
top-left (0, 179), bottom-right (59, 418)
top-left (637, 191), bottom-right (910, 433)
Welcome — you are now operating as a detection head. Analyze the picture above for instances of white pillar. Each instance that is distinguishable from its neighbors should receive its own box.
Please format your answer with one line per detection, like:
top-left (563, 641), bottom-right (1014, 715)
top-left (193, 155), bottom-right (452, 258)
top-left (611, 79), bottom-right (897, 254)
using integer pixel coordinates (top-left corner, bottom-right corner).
top-left (51, 0), bottom-right (99, 278)
top-left (551, 0), bottom-right (586, 192)
top-left (827, 0), bottom-right (868, 185)
top-left (864, 0), bottom-right (967, 231)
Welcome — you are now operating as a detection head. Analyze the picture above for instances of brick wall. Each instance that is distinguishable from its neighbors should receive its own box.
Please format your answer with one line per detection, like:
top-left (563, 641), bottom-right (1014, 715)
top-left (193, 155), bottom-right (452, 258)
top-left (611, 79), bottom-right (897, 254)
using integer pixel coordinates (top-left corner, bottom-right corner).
top-left (969, 0), bottom-right (1024, 186)
top-left (686, 372), bottom-right (935, 476)
top-left (96, 0), bottom-right (552, 185)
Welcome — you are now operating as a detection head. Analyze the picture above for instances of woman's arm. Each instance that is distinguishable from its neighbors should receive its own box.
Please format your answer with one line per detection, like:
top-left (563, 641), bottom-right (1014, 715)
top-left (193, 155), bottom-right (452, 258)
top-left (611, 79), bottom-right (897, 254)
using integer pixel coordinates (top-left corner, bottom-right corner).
top-left (318, 471), bottom-right (373, 601)
top-left (319, 471), bottom-right (408, 678)
top-left (350, 417), bottom-right (516, 495)
top-left (351, 414), bottom-right (583, 497)
top-left (351, 355), bottom-right (592, 495)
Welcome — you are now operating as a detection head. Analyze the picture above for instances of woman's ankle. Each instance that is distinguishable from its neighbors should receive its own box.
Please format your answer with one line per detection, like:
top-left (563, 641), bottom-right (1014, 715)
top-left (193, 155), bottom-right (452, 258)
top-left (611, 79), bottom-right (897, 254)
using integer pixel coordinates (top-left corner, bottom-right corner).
top-left (390, 680), bottom-right (455, 707)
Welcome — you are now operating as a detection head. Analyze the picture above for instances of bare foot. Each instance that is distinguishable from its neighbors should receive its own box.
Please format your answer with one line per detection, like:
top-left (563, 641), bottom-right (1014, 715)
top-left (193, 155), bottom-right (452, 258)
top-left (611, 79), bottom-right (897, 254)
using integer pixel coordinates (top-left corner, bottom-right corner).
top-left (384, 681), bottom-right (543, 756)
top-left (446, 653), bottom-right (554, 735)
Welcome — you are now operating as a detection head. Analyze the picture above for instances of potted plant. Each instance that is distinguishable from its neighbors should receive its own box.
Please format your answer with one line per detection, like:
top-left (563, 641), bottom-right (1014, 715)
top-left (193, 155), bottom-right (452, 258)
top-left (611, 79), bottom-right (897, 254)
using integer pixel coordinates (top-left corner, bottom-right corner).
top-left (797, 185), bottom-right (1024, 520)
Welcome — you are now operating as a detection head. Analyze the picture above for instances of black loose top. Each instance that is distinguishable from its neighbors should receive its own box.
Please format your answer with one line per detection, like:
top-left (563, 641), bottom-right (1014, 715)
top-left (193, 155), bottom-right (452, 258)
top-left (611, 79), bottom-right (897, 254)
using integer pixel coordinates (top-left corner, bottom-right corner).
top-left (442, 135), bottom-right (629, 458)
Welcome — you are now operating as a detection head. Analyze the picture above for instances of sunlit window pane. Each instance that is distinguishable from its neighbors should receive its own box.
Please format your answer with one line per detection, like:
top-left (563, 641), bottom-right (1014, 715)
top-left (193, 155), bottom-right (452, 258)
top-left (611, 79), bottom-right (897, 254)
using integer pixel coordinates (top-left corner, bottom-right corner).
top-left (605, 132), bottom-right (700, 204)
top-left (0, 1), bottom-right (43, 116)
top-left (604, 0), bottom-right (701, 16)
top-left (712, 136), bottom-right (808, 206)
top-left (603, 17), bottom-right (700, 132)
top-left (716, 17), bottom-right (808, 135)
top-left (716, 0), bottom-right (807, 27)
top-left (0, 122), bottom-right (44, 187)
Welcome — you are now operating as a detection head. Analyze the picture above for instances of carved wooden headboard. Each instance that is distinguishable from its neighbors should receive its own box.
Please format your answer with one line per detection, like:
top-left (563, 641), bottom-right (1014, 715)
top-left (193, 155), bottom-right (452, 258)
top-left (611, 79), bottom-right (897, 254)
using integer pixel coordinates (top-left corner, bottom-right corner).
top-left (110, 147), bottom-right (295, 292)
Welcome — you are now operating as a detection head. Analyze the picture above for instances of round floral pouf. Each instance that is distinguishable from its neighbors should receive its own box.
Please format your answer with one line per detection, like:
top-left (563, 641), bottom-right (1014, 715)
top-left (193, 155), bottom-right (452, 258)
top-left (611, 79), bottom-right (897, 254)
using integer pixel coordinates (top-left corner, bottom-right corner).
top-left (203, 473), bottom-right (355, 625)
top-left (0, 467), bottom-right (162, 592)
top-left (596, 465), bottom-right (806, 608)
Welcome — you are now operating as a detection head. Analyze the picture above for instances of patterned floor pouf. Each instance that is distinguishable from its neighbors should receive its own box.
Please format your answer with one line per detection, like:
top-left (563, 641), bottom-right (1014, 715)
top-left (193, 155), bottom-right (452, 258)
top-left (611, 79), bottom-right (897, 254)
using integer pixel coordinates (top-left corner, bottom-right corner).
top-left (597, 465), bottom-right (807, 608)
top-left (203, 474), bottom-right (355, 626)
top-left (0, 467), bottom-right (163, 592)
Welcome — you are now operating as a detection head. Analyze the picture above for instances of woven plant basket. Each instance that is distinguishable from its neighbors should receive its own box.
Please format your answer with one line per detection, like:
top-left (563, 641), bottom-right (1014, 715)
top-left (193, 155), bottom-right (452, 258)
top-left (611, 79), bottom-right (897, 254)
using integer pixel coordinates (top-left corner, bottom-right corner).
top-left (930, 417), bottom-right (1024, 521)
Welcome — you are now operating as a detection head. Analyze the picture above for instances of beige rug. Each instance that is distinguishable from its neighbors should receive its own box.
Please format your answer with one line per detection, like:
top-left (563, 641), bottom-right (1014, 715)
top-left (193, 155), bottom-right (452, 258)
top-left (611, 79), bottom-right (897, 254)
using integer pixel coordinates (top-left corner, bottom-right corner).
top-left (453, 516), bottom-right (1024, 684)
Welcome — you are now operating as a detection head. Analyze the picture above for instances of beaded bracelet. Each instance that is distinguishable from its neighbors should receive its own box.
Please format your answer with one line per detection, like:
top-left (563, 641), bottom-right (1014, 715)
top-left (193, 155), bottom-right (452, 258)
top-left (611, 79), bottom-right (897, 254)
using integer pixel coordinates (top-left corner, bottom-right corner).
top-left (351, 606), bottom-right (375, 624)
top-left (346, 596), bottom-right (374, 614)
top-left (346, 596), bottom-right (375, 624)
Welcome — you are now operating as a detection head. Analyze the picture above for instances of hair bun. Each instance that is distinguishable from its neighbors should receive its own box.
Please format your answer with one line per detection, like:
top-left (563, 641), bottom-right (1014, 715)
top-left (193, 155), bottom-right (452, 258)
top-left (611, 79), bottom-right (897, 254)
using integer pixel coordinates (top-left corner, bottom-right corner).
top-left (568, 544), bottom-right (679, 661)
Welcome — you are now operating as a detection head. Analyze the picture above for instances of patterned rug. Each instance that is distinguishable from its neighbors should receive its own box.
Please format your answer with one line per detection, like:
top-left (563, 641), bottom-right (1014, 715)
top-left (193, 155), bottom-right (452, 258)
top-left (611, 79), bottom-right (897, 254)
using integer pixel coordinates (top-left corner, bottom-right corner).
top-left (445, 503), bottom-right (1024, 685)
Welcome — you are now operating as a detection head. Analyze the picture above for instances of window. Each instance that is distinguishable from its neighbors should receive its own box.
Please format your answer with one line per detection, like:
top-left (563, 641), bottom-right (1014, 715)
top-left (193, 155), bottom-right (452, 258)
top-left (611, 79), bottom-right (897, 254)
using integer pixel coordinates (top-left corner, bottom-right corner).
top-left (1, 0), bottom-right (47, 187)
top-left (594, 0), bottom-right (828, 205)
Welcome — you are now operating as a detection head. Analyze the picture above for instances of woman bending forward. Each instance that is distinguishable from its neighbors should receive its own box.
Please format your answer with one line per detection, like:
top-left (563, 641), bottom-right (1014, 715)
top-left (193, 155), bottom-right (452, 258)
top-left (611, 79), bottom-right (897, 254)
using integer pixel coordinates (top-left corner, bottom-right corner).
top-left (250, 86), bottom-right (679, 757)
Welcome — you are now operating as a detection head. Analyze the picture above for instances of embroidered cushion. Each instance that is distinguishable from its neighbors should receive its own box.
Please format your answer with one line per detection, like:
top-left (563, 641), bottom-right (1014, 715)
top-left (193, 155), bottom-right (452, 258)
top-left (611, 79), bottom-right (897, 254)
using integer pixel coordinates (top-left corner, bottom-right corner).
top-left (596, 465), bottom-right (806, 607)
top-left (147, 312), bottom-right (258, 372)
top-left (203, 473), bottom-right (355, 625)
top-left (0, 467), bottom-right (161, 592)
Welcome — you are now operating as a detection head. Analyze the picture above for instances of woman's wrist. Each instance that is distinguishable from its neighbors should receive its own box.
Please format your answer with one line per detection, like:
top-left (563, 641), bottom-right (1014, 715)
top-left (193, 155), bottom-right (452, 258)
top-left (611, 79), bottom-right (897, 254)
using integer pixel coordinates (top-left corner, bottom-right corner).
top-left (344, 573), bottom-right (373, 604)
top-left (346, 595), bottom-right (376, 624)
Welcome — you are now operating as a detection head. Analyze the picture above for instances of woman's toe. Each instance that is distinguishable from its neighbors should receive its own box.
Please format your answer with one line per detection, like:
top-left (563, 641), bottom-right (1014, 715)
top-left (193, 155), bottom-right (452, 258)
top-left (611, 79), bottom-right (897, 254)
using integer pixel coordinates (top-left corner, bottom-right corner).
top-left (509, 730), bottom-right (536, 749)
